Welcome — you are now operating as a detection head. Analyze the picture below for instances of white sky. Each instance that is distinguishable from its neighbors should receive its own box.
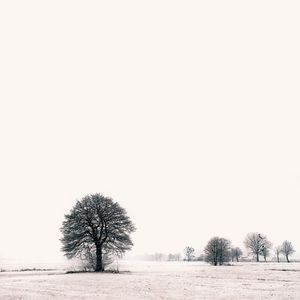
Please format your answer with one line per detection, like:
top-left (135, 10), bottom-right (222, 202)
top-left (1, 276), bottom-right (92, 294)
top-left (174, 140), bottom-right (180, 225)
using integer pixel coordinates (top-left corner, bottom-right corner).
top-left (0, 1), bottom-right (300, 265)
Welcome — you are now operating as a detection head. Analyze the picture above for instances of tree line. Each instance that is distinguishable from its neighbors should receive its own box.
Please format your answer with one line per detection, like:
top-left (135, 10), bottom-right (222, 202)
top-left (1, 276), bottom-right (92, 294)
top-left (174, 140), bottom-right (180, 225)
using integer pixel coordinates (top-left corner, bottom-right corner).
top-left (60, 193), bottom-right (296, 272)
top-left (184, 233), bottom-right (295, 266)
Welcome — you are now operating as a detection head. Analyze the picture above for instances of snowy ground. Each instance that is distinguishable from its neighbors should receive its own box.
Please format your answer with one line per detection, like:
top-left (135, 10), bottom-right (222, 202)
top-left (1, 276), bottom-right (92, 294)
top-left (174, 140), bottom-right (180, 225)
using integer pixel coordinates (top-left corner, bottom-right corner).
top-left (0, 261), bottom-right (300, 299)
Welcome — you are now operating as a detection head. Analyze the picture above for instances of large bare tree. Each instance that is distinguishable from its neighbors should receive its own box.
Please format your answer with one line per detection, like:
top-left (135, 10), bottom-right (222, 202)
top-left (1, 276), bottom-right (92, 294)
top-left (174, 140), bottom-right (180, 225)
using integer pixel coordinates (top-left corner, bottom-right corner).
top-left (244, 232), bottom-right (271, 262)
top-left (280, 240), bottom-right (295, 263)
top-left (61, 194), bottom-right (135, 272)
top-left (204, 237), bottom-right (231, 266)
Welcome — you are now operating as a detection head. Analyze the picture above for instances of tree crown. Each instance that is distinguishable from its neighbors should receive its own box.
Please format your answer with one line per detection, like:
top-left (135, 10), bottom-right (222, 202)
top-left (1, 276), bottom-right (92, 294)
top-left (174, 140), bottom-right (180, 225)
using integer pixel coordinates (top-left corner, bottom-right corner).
top-left (61, 194), bottom-right (136, 262)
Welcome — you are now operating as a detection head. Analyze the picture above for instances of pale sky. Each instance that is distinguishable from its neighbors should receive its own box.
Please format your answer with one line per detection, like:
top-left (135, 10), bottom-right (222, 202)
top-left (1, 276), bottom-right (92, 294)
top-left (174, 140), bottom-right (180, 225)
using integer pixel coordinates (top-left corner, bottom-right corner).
top-left (0, 1), bottom-right (300, 265)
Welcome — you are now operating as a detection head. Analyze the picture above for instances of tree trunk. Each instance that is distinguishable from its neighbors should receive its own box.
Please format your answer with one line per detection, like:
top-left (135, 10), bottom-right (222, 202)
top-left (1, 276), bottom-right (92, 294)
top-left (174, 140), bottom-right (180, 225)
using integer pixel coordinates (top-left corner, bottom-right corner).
top-left (277, 255), bottom-right (279, 263)
top-left (95, 247), bottom-right (104, 272)
top-left (236, 256), bottom-right (239, 262)
top-left (286, 255), bottom-right (290, 263)
top-left (256, 252), bottom-right (259, 262)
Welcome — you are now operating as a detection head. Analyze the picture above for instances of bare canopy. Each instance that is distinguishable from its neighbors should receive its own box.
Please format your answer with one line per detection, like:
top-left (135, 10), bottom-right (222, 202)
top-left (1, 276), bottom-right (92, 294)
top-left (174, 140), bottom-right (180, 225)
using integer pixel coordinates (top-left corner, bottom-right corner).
top-left (204, 237), bottom-right (231, 266)
top-left (60, 194), bottom-right (135, 271)
top-left (184, 246), bottom-right (195, 261)
top-left (280, 240), bottom-right (295, 263)
top-left (244, 232), bottom-right (272, 262)
top-left (231, 247), bottom-right (243, 262)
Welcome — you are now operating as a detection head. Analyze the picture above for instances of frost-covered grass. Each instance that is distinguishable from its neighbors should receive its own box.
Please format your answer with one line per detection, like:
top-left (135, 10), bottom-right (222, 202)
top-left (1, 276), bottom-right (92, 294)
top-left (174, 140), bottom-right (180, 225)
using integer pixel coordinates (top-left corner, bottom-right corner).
top-left (0, 261), bottom-right (299, 299)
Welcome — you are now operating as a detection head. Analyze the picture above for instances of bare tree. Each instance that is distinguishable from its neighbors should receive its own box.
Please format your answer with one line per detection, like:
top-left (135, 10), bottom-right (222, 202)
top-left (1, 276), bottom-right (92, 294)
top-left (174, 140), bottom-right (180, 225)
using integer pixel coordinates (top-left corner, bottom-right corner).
top-left (230, 249), bottom-right (235, 262)
top-left (174, 253), bottom-right (181, 261)
top-left (197, 253), bottom-right (205, 261)
top-left (167, 253), bottom-right (174, 261)
top-left (154, 253), bottom-right (165, 261)
top-left (280, 240), bottom-right (295, 263)
top-left (204, 237), bottom-right (231, 266)
top-left (184, 246), bottom-right (195, 261)
top-left (274, 246), bottom-right (281, 263)
top-left (168, 253), bottom-right (181, 261)
top-left (231, 247), bottom-right (243, 262)
top-left (244, 232), bottom-right (272, 262)
top-left (261, 246), bottom-right (271, 262)
top-left (61, 194), bottom-right (135, 272)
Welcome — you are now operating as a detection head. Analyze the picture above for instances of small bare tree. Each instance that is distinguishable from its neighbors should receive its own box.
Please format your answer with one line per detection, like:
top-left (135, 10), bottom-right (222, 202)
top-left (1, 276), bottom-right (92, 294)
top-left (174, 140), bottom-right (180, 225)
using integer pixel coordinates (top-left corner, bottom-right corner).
top-left (280, 240), bottom-right (295, 263)
top-left (244, 232), bottom-right (272, 262)
top-left (174, 253), bottom-right (181, 261)
top-left (184, 246), bottom-right (195, 261)
top-left (168, 253), bottom-right (181, 261)
top-left (154, 253), bottom-right (165, 261)
top-left (261, 246), bottom-right (271, 262)
top-left (231, 247), bottom-right (243, 262)
top-left (274, 246), bottom-right (281, 263)
top-left (204, 237), bottom-right (231, 266)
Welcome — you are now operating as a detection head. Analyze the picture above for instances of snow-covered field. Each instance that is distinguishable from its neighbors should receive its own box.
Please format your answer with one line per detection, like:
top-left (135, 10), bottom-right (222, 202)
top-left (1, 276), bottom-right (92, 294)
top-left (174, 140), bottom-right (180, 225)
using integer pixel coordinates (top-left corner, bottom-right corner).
top-left (1, 261), bottom-right (300, 299)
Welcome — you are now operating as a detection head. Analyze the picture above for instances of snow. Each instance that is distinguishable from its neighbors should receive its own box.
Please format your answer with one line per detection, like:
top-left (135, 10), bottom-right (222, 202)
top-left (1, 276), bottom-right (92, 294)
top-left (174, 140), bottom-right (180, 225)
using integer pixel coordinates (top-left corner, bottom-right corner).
top-left (0, 261), bottom-right (300, 299)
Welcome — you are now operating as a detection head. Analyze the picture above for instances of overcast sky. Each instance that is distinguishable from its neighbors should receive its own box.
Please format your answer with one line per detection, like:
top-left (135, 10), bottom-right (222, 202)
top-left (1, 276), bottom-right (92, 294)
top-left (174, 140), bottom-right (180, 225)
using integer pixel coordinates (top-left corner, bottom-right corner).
top-left (0, 1), bottom-right (300, 265)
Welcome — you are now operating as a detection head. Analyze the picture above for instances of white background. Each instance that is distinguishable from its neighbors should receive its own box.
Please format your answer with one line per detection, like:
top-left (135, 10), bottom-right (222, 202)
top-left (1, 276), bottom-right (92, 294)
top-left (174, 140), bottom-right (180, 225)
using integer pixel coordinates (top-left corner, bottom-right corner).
top-left (0, 1), bottom-right (299, 265)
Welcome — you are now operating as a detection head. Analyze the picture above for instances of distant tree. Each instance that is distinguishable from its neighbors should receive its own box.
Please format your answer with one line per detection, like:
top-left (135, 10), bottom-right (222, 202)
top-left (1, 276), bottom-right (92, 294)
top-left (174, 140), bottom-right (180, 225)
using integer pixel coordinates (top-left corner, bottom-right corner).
top-left (260, 246), bottom-right (271, 262)
top-left (244, 233), bottom-right (272, 262)
top-left (60, 194), bottom-right (135, 272)
top-left (174, 253), bottom-right (181, 261)
top-left (230, 249), bottom-right (235, 262)
top-left (184, 246), bottom-right (195, 261)
top-left (167, 253), bottom-right (181, 261)
top-left (154, 253), bottom-right (165, 261)
top-left (231, 247), bottom-right (243, 262)
top-left (197, 253), bottom-right (205, 261)
top-left (168, 253), bottom-right (174, 261)
top-left (280, 240), bottom-right (295, 263)
top-left (204, 237), bottom-right (231, 266)
top-left (274, 246), bottom-right (281, 263)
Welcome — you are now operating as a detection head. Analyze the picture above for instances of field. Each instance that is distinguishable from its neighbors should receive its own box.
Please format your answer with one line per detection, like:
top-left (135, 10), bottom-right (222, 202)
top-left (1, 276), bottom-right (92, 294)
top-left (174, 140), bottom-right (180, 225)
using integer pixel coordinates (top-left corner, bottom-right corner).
top-left (1, 261), bottom-right (300, 299)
